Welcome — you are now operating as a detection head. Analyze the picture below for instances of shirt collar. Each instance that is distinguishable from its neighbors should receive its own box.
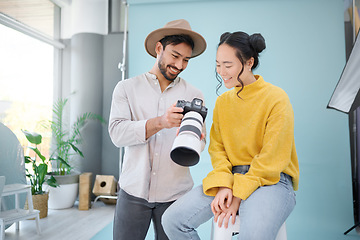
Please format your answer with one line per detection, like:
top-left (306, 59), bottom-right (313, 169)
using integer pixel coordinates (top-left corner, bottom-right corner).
top-left (145, 72), bottom-right (180, 88)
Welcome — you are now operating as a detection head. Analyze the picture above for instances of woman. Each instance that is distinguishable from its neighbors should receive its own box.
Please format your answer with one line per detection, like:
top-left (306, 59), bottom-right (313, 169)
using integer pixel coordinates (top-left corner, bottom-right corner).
top-left (162, 31), bottom-right (299, 240)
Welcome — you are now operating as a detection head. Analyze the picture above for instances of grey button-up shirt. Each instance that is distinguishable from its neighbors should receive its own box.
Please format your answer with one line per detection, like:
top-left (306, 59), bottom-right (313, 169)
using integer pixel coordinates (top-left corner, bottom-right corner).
top-left (109, 72), bottom-right (206, 202)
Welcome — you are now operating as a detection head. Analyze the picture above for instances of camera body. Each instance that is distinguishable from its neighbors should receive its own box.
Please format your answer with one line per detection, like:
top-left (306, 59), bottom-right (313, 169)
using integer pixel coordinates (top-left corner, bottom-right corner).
top-left (176, 98), bottom-right (208, 121)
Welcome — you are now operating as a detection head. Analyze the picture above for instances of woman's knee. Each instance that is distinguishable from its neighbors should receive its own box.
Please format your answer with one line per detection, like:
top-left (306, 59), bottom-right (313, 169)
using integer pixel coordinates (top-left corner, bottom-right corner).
top-left (161, 204), bottom-right (179, 231)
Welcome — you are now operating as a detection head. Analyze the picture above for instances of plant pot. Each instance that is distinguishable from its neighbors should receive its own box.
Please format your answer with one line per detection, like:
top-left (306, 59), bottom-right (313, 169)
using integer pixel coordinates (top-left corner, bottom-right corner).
top-left (45, 172), bottom-right (80, 209)
top-left (25, 192), bottom-right (49, 219)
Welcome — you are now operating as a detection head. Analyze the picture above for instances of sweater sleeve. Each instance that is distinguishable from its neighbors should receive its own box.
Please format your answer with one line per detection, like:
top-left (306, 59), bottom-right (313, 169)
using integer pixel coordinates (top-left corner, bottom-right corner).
top-left (202, 98), bottom-right (234, 196)
top-left (233, 92), bottom-right (295, 200)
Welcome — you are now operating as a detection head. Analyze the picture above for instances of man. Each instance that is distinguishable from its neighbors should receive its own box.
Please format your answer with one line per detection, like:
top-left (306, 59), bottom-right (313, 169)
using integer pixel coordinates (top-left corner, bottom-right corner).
top-left (108, 19), bottom-right (207, 240)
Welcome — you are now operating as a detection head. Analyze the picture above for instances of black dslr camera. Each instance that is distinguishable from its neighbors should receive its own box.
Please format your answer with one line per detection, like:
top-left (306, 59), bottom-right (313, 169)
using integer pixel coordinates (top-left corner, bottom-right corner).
top-left (176, 98), bottom-right (208, 121)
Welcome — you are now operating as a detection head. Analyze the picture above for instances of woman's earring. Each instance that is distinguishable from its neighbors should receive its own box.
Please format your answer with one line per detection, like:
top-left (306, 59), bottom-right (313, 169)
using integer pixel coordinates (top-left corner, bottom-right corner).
top-left (249, 68), bottom-right (251, 72)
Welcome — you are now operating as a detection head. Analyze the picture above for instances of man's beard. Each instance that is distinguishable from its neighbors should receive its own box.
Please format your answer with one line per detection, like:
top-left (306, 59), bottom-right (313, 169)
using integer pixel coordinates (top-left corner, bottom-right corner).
top-left (158, 58), bottom-right (181, 81)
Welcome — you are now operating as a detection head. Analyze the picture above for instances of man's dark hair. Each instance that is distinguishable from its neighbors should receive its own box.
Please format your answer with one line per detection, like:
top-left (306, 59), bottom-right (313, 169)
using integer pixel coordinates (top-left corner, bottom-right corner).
top-left (159, 34), bottom-right (195, 51)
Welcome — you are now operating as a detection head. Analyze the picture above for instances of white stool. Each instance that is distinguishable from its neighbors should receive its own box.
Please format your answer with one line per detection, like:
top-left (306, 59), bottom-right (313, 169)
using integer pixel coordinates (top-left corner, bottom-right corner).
top-left (0, 182), bottom-right (41, 240)
top-left (211, 215), bottom-right (287, 240)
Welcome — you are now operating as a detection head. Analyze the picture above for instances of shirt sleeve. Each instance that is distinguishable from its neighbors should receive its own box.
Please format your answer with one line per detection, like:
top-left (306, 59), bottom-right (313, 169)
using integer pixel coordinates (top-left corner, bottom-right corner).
top-left (233, 93), bottom-right (295, 200)
top-left (108, 80), bottom-right (147, 147)
top-left (203, 98), bottom-right (234, 196)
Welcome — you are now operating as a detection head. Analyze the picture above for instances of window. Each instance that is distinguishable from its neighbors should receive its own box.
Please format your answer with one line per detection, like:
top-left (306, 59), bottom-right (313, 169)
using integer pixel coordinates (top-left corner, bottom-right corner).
top-left (0, 23), bottom-right (53, 157)
top-left (0, 0), bottom-right (62, 160)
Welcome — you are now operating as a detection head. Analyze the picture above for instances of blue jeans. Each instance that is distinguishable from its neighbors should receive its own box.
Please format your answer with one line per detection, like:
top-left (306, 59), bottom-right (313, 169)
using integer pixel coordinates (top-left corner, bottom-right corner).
top-left (162, 172), bottom-right (296, 240)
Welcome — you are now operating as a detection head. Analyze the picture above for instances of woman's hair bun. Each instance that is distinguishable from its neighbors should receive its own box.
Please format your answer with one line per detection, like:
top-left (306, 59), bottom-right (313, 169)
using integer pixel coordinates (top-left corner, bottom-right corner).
top-left (249, 33), bottom-right (266, 53)
top-left (220, 32), bottom-right (231, 42)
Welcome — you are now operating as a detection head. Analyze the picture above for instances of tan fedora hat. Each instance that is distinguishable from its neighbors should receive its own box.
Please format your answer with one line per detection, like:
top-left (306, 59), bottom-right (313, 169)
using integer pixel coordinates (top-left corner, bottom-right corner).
top-left (144, 19), bottom-right (206, 58)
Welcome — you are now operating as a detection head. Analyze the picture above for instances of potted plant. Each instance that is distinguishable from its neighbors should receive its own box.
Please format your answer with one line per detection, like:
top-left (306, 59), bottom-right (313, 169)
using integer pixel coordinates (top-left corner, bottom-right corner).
top-left (46, 97), bottom-right (105, 209)
top-left (22, 130), bottom-right (58, 218)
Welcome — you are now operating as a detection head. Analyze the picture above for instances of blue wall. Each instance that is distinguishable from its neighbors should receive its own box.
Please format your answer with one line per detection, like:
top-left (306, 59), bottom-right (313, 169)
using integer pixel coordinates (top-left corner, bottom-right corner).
top-left (127, 0), bottom-right (354, 239)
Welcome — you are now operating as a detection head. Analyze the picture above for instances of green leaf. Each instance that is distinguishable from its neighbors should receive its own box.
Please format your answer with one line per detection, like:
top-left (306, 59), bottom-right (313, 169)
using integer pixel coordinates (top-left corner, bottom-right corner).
top-left (24, 156), bottom-right (33, 164)
top-left (22, 129), bottom-right (42, 145)
top-left (46, 175), bottom-right (59, 188)
top-left (32, 147), bottom-right (46, 161)
top-left (69, 143), bottom-right (84, 158)
top-left (50, 156), bottom-right (71, 168)
top-left (37, 164), bottom-right (48, 184)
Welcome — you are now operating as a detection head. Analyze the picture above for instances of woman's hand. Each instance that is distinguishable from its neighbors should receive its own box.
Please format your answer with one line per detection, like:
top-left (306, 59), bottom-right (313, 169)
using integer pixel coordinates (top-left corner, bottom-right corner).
top-left (211, 187), bottom-right (233, 224)
top-left (211, 187), bottom-right (241, 228)
top-left (216, 197), bottom-right (241, 228)
top-left (211, 187), bottom-right (233, 216)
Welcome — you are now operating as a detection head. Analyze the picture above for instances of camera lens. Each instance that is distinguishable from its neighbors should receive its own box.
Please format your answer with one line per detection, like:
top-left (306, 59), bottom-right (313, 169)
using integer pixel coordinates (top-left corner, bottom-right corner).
top-left (170, 111), bottom-right (204, 166)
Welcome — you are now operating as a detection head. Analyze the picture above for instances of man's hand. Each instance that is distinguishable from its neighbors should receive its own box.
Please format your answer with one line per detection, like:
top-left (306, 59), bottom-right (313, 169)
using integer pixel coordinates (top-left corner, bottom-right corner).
top-left (145, 102), bottom-right (183, 139)
top-left (160, 102), bottom-right (184, 129)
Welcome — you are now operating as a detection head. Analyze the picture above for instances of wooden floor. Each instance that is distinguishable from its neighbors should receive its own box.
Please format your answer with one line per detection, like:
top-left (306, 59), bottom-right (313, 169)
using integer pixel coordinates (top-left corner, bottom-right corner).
top-left (3, 201), bottom-right (115, 240)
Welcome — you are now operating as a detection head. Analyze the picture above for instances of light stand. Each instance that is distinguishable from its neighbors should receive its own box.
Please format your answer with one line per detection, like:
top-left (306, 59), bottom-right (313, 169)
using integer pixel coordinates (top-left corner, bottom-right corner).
top-left (344, 107), bottom-right (359, 235)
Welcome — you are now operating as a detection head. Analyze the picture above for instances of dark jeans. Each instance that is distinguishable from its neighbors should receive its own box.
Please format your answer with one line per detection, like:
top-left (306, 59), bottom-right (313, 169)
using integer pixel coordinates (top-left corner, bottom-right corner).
top-left (113, 189), bottom-right (174, 240)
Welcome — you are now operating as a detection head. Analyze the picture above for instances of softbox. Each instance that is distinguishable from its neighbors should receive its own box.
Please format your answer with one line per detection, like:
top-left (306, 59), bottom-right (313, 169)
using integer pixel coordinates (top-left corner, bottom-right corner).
top-left (327, 28), bottom-right (360, 234)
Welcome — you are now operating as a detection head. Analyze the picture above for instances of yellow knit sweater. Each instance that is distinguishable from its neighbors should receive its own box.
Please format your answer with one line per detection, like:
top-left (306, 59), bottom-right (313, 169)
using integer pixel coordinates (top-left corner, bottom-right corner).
top-left (203, 75), bottom-right (299, 200)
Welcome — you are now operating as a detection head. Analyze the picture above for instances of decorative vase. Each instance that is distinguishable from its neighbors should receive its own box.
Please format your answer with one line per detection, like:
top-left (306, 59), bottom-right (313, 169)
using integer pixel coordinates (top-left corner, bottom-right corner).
top-left (45, 172), bottom-right (80, 209)
top-left (25, 192), bottom-right (49, 219)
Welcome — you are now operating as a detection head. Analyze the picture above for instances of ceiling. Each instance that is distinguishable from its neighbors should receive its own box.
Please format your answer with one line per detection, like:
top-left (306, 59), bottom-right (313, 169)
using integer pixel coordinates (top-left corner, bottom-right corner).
top-left (0, 0), bottom-right (55, 37)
